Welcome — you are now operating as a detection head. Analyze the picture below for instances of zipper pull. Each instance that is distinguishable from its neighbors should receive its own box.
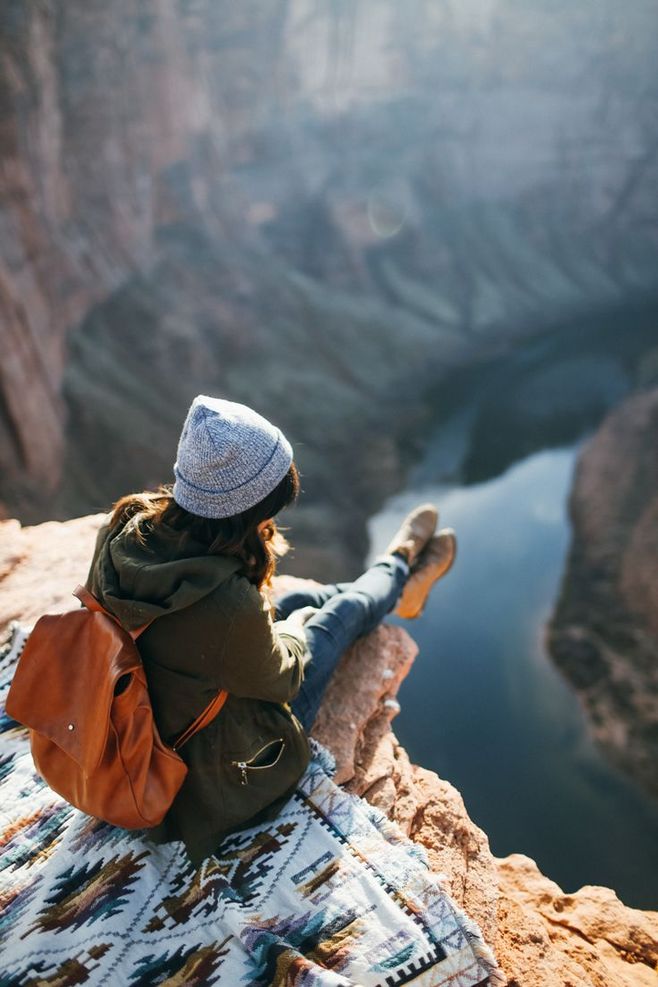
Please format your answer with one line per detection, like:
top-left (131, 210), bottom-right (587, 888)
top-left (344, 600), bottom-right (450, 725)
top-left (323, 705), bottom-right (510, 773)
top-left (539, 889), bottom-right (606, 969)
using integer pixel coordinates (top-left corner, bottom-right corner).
top-left (237, 761), bottom-right (248, 785)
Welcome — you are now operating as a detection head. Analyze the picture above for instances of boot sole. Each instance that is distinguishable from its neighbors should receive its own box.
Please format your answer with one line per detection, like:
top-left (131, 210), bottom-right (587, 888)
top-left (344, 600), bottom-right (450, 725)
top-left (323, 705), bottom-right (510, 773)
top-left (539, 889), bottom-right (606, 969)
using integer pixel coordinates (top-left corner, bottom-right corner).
top-left (394, 532), bottom-right (457, 619)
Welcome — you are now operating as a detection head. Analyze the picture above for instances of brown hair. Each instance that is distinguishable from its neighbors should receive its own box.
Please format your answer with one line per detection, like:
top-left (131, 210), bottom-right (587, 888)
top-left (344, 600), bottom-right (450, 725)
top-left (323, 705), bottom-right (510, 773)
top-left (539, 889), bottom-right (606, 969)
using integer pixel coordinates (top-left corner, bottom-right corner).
top-left (108, 462), bottom-right (300, 590)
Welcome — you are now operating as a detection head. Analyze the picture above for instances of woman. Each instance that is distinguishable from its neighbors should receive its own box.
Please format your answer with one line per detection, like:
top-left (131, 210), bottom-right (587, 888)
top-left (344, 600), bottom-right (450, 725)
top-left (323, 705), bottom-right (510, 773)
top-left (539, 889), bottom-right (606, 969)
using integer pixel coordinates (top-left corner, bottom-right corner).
top-left (85, 394), bottom-right (456, 866)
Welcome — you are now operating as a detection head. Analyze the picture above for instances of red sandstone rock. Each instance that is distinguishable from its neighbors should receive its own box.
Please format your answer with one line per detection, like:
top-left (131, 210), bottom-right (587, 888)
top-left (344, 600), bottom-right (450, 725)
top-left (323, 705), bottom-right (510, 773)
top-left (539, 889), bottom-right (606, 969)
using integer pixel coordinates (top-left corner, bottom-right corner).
top-left (0, 514), bottom-right (107, 636)
top-left (495, 854), bottom-right (658, 986)
top-left (2, 515), bottom-right (657, 985)
top-left (4, 1), bottom-right (658, 550)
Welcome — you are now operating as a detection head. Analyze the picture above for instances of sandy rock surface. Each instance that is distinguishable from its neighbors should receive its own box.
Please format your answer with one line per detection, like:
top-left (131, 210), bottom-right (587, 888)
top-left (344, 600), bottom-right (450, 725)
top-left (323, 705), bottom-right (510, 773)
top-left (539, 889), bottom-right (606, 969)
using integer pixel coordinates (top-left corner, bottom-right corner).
top-left (2, 515), bottom-right (657, 985)
top-left (0, 513), bottom-right (107, 637)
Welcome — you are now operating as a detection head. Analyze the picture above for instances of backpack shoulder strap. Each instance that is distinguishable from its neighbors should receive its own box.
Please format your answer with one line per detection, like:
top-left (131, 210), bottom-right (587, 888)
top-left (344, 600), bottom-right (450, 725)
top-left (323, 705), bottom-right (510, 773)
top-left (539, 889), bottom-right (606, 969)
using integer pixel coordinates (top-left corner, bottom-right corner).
top-left (172, 689), bottom-right (229, 751)
top-left (73, 584), bottom-right (105, 613)
top-left (73, 585), bottom-right (156, 641)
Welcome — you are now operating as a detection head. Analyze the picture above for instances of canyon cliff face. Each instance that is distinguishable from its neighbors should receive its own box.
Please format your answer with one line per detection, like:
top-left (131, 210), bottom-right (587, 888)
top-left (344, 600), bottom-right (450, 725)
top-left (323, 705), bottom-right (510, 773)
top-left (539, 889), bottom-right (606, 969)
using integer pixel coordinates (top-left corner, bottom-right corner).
top-left (547, 384), bottom-right (658, 802)
top-left (1, 511), bottom-right (657, 985)
top-left (1, 1), bottom-right (658, 580)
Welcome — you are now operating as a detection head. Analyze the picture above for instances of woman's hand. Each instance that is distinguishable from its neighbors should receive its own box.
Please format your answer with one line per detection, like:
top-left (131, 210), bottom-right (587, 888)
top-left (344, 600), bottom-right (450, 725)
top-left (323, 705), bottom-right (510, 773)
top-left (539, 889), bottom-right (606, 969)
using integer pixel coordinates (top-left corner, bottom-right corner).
top-left (288, 606), bottom-right (320, 626)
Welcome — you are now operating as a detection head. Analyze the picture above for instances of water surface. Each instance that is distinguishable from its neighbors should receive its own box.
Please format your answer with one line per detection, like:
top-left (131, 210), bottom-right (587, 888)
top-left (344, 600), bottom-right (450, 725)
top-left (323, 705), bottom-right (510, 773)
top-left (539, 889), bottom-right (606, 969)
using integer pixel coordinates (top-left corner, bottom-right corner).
top-left (369, 437), bottom-right (658, 909)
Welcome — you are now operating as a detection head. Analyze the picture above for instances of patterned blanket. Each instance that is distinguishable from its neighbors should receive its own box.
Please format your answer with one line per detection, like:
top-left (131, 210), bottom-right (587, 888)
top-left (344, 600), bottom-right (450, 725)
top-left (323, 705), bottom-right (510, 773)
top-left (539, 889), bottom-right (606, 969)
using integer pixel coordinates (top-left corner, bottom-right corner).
top-left (0, 622), bottom-right (504, 987)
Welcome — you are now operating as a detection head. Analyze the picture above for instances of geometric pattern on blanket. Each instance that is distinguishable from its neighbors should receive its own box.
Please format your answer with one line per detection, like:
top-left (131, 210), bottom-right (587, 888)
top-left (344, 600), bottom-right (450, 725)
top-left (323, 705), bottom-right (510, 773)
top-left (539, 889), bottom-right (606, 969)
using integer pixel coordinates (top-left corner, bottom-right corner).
top-left (0, 621), bottom-right (505, 987)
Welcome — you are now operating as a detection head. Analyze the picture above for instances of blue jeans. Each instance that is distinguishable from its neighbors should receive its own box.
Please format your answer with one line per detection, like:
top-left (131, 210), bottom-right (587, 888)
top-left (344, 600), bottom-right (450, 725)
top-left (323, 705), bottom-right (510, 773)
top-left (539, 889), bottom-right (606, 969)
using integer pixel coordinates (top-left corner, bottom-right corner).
top-left (273, 553), bottom-right (410, 732)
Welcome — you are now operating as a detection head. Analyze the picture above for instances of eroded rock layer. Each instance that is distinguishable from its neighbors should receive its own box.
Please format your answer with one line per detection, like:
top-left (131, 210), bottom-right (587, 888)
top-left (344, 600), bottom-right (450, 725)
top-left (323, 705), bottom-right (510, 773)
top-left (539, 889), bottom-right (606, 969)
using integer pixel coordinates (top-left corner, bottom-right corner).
top-left (547, 385), bottom-right (658, 802)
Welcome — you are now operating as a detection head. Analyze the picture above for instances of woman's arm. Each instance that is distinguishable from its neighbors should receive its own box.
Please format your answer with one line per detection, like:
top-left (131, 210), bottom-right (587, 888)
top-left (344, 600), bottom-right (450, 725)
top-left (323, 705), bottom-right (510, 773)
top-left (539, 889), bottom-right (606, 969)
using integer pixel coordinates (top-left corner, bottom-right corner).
top-left (215, 580), bottom-right (308, 703)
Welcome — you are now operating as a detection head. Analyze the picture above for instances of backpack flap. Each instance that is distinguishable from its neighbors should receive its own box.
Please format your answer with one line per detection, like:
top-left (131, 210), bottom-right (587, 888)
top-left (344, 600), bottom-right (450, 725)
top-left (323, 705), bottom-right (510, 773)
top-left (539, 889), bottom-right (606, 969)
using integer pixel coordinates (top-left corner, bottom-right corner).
top-left (6, 608), bottom-right (142, 774)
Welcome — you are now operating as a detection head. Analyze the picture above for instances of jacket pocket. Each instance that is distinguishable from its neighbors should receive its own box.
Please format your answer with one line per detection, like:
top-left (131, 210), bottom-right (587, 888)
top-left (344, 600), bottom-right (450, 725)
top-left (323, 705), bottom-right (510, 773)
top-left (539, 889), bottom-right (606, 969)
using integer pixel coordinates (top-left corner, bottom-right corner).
top-left (228, 737), bottom-right (286, 786)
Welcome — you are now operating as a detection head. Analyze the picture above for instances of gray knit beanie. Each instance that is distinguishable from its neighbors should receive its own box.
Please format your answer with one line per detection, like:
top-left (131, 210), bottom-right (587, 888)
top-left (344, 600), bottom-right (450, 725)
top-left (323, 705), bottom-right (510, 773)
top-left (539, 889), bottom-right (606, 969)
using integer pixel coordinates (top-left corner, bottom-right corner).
top-left (172, 395), bottom-right (294, 518)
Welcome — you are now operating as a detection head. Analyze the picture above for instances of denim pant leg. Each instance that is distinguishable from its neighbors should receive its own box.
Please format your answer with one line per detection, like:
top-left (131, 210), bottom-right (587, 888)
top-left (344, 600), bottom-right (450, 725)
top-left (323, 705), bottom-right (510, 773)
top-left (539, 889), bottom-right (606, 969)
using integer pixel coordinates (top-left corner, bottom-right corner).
top-left (289, 553), bottom-right (410, 732)
top-left (273, 582), bottom-right (352, 620)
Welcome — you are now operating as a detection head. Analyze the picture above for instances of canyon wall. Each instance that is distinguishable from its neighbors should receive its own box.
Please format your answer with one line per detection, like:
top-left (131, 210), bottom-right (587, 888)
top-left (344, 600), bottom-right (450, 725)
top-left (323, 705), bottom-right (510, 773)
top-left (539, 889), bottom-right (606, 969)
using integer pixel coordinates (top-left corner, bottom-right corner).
top-left (1, 1), bottom-right (658, 579)
top-left (547, 383), bottom-right (658, 802)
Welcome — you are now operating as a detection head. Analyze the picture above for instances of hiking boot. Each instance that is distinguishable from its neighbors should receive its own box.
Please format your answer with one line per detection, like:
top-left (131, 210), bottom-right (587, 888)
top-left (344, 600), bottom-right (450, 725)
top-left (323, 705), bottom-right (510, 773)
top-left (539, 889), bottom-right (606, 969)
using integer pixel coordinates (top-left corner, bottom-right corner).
top-left (394, 528), bottom-right (457, 618)
top-left (384, 503), bottom-right (438, 566)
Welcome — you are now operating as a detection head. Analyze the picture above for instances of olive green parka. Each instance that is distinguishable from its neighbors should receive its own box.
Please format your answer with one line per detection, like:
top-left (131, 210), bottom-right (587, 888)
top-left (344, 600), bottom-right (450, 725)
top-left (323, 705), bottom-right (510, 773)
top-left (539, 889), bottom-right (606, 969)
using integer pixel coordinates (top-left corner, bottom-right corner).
top-left (85, 513), bottom-right (311, 866)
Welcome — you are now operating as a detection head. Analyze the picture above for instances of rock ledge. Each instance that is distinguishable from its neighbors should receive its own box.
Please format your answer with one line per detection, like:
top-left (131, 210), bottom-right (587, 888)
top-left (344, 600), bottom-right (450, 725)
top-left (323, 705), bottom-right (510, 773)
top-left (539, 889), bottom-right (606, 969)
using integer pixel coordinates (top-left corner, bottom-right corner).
top-left (2, 514), bottom-right (657, 986)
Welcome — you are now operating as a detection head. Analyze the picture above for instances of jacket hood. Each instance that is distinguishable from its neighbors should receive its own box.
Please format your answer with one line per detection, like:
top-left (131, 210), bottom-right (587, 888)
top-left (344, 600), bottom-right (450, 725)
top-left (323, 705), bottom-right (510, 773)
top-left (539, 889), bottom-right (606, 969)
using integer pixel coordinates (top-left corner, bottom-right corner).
top-left (86, 514), bottom-right (244, 630)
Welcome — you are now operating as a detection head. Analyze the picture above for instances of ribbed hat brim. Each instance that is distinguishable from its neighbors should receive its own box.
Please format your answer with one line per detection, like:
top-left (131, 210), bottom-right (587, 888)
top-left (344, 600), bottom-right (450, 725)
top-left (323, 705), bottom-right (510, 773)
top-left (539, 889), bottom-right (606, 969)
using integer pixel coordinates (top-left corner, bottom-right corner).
top-left (172, 429), bottom-right (293, 518)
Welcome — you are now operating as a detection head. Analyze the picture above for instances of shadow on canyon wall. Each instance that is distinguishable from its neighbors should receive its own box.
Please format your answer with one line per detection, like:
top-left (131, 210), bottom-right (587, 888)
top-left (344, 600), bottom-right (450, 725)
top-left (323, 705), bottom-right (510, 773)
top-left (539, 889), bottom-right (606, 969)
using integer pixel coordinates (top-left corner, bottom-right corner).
top-left (1, 0), bottom-right (657, 581)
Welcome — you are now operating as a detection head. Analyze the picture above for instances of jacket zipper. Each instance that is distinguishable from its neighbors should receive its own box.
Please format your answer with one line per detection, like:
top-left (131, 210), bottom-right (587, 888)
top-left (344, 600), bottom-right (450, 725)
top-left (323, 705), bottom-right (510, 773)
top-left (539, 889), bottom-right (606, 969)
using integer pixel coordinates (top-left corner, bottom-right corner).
top-left (232, 737), bottom-right (285, 785)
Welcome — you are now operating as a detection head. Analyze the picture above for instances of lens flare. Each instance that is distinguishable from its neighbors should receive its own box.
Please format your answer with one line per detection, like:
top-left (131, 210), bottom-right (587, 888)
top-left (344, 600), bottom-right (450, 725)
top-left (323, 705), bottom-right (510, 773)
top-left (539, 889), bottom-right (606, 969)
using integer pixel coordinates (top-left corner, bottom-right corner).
top-left (367, 179), bottom-right (410, 238)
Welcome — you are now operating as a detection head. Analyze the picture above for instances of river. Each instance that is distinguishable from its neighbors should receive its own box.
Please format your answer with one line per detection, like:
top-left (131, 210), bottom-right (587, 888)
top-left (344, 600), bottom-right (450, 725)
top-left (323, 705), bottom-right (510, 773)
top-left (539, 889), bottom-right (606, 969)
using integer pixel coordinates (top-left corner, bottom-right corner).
top-left (368, 400), bottom-right (658, 910)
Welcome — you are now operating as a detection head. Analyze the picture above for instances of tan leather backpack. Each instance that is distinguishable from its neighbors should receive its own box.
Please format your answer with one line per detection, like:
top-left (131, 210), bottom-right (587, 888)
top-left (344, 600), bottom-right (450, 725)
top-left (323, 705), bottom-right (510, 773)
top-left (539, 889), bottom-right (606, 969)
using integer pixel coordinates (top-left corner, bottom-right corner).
top-left (5, 584), bottom-right (228, 829)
